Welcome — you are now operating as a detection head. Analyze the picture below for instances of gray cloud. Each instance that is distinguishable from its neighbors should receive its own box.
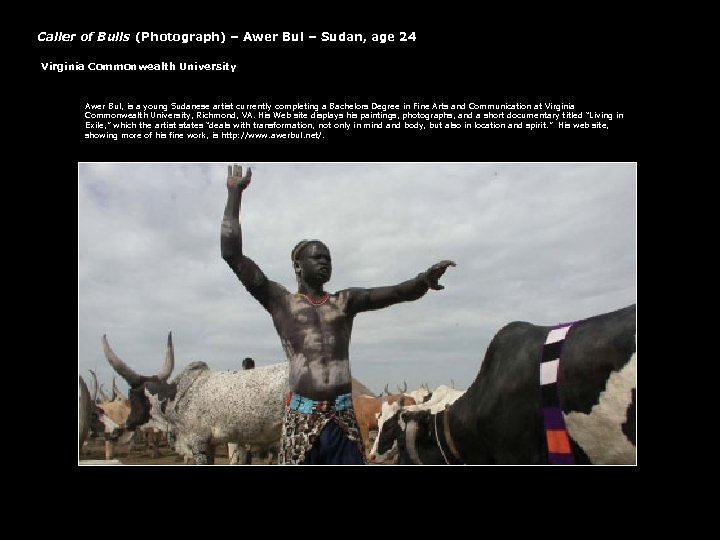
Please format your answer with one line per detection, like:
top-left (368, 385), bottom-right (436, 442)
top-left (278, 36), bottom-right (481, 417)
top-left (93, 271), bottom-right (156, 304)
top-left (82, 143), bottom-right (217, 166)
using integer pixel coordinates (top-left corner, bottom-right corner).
top-left (78, 163), bottom-right (636, 396)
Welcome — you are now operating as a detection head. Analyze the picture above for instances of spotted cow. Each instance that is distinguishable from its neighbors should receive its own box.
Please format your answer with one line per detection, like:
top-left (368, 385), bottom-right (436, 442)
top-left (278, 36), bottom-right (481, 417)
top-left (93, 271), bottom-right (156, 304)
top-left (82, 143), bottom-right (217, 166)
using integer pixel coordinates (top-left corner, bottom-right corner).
top-left (103, 332), bottom-right (289, 464)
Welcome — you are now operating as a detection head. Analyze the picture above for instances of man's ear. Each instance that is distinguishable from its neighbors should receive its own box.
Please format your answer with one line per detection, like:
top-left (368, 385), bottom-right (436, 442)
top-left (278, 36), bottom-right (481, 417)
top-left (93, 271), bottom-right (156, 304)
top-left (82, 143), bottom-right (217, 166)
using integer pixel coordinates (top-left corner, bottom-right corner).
top-left (294, 261), bottom-right (301, 276)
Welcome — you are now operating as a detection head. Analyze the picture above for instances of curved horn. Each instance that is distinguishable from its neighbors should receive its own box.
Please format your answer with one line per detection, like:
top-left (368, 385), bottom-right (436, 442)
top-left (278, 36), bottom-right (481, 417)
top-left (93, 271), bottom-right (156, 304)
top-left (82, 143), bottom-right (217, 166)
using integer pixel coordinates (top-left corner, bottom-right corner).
top-left (423, 382), bottom-right (430, 392)
top-left (102, 334), bottom-right (146, 388)
top-left (402, 381), bottom-right (407, 393)
top-left (98, 383), bottom-right (110, 402)
top-left (89, 369), bottom-right (99, 402)
top-left (112, 377), bottom-right (127, 401)
top-left (383, 383), bottom-right (389, 396)
top-left (79, 375), bottom-right (93, 453)
top-left (451, 379), bottom-right (455, 389)
top-left (158, 331), bottom-right (174, 381)
top-left (100, 383), bottom-right (112, 401)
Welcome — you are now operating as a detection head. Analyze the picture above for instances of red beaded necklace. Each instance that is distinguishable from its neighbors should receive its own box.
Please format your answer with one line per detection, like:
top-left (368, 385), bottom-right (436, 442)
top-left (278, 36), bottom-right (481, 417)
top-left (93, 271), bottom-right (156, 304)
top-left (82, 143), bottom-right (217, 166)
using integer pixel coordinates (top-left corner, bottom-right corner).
top-left (297, 292), bottom-right (329, 305)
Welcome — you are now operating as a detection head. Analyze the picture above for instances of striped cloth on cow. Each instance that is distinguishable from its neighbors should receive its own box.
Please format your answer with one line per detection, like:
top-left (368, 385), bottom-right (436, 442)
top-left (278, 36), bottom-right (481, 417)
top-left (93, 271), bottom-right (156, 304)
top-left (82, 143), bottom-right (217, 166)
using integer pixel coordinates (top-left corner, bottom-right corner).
top-left (540, 323), bottom-right (575, 465)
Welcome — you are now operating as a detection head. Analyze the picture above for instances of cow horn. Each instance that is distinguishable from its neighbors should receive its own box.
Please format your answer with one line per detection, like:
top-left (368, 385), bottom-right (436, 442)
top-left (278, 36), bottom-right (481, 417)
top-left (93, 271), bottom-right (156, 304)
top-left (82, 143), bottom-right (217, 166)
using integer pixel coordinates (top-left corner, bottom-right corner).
top-left (158, 331), bottom-right (175, 381)
top-left (398, 381), bottom-right (407, 393)
top-left (89, 369), bottom-right (99, 402)
top-left (98, 383), bottom-right (110, 402)
top-left (112, 377), bottom-right (127, 401)
top-left (79, 375), bottom-right (93, 453)
top-left (451, 379), bottom-right (455, 389)
top-left (383, 383), bottom-right (389, 396)
top-left (102, 334), bottom-right (147, 388)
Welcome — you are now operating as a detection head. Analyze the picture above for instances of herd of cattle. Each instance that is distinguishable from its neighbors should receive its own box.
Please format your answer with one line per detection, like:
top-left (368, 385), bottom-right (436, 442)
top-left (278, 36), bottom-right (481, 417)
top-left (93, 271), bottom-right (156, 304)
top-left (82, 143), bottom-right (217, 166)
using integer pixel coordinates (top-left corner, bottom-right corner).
top-left (79, 304), bottom-right (636, 465)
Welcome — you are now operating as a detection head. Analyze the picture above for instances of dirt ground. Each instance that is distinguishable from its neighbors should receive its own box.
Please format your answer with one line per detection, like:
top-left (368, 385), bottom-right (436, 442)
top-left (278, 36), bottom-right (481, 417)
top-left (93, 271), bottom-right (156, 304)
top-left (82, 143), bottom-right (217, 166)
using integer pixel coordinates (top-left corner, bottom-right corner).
top-left (79, 431), bottom-right (387, 465)
top-left (78, 436), bottom-right (275, 465)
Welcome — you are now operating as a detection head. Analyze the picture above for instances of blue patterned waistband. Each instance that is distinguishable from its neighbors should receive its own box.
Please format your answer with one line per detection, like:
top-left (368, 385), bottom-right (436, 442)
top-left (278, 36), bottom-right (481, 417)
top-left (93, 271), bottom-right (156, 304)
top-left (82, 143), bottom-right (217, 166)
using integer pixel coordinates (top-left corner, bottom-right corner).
top-left (286, 392), bottom-right (353, 414)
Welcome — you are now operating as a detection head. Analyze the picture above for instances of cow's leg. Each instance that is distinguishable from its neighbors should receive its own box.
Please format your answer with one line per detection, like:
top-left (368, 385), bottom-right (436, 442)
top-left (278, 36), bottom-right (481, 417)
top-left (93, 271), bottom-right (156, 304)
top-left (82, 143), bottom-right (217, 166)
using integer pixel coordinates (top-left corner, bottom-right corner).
top-left (105, 440), bottom-right (114, 460)
top-left (243, 445), bottom-right (252, 465)
top-left (228, 443), bottom-right (240, 465)
top-left (206, 445), bottom-right (216, 465)
top-left (151, 432), bottom-right (161, 458)
top-left (190, 439), bottom-right (215, 465)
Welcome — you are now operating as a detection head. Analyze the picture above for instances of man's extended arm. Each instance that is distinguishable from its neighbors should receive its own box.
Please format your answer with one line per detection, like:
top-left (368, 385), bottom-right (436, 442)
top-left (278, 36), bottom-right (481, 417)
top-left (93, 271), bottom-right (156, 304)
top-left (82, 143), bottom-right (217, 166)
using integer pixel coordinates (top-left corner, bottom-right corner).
top-left (350, 260), bottom-right (456, 313)
top-left (221, 164), bottom-right (252, 264)
top-left (220, 164), bottom-right (286, 308)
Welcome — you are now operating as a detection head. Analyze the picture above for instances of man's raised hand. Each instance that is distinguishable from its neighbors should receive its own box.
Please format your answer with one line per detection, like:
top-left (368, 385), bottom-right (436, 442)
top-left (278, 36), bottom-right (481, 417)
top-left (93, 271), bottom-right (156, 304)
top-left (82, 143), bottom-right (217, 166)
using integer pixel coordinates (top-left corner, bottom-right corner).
top-left (227, 164), bottom-right (252, 191)
top-left (427, 260), bottom-right (457, 291)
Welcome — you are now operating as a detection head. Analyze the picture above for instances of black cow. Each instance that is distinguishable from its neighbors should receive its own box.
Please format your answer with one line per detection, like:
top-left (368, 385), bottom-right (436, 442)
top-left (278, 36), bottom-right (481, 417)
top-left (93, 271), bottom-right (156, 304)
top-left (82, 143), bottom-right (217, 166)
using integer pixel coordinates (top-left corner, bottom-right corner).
top-left (374, 304), bottom-right (636, 464)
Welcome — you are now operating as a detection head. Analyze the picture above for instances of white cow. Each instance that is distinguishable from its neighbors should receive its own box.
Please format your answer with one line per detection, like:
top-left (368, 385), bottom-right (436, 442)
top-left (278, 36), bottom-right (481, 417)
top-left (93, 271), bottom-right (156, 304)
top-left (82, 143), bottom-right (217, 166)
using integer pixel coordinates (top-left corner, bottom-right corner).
top-left (103, 332), bottom-right (289, 464)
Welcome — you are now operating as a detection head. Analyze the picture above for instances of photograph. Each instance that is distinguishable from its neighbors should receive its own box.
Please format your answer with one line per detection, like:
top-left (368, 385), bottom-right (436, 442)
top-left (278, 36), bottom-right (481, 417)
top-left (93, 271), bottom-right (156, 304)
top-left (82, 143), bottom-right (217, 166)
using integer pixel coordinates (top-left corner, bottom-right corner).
top-left (79, 162), bottom-right (636, 465)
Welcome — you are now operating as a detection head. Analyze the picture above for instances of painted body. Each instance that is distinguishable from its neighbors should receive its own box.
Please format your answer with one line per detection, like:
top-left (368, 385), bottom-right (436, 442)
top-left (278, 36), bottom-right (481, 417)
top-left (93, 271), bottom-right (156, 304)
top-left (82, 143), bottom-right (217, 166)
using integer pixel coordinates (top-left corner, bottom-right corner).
top-left (374, 304), bottom-right (637, 464)
top-left (220, 164), bottom-right (455, 464)
top-left (225, 256), bottom-right (432, 401)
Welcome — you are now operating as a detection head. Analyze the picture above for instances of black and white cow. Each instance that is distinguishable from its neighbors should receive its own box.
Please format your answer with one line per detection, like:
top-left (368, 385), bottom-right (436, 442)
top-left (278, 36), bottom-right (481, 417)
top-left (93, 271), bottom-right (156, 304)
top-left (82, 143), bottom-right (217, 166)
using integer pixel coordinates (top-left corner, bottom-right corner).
top-left (369, 384), bottom-right (465, 462)
top-left (103, 332), bottom-right (289, 464)
top-left (374, 304), bottom-right (636, 465)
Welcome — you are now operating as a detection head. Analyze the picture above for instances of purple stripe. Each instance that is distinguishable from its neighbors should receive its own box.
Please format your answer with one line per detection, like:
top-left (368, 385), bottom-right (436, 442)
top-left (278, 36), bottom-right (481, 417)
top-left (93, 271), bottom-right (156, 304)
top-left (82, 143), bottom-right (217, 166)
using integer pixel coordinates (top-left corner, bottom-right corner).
top-left (543, 406), bottom-right (565, 430)
top-left (549, 453), bottom-right (575, 465)
top-left (539, 322), bottom-right (577, 465)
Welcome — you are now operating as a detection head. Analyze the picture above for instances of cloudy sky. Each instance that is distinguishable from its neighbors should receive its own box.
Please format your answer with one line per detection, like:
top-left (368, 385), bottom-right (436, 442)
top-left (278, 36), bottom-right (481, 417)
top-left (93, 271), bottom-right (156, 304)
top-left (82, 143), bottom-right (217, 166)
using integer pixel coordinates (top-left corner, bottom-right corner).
top-left (78, 163), bottom-right (636, 397)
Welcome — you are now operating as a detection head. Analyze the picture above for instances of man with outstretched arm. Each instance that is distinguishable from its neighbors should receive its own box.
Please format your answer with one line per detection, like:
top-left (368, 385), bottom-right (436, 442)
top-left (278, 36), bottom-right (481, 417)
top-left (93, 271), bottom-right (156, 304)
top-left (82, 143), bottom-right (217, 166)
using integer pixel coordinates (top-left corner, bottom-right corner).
top-left (221, 164), bottom-right (455, 464)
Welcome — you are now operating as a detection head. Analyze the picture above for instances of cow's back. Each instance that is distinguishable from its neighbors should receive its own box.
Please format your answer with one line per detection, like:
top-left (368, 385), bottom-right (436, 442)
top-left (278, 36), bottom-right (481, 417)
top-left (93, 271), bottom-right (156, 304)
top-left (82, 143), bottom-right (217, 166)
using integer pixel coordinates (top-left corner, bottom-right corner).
top-left (175, 363), bottom-right (290, 447)
top-left (450, 304), bottom-right (636, 464)
top-left (560, 305), bottom-right (636, 463)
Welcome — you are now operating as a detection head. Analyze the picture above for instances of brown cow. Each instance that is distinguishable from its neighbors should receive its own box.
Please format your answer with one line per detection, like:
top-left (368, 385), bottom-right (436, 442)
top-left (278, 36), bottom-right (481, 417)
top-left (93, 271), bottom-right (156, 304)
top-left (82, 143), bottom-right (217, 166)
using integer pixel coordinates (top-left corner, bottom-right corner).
top-left (89, 370), bottom-right (132, 460)
top-left (352, 383), bottom-right (416, 457)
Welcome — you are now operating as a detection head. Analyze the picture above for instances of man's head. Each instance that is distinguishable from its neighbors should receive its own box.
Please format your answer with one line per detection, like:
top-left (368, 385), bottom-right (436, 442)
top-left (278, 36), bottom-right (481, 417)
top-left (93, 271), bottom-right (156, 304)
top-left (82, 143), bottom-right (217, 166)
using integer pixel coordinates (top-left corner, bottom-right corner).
top-left (291, 239), bottom-right (332, 286)
top-left (242, 357), bottom-right (255, 370)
